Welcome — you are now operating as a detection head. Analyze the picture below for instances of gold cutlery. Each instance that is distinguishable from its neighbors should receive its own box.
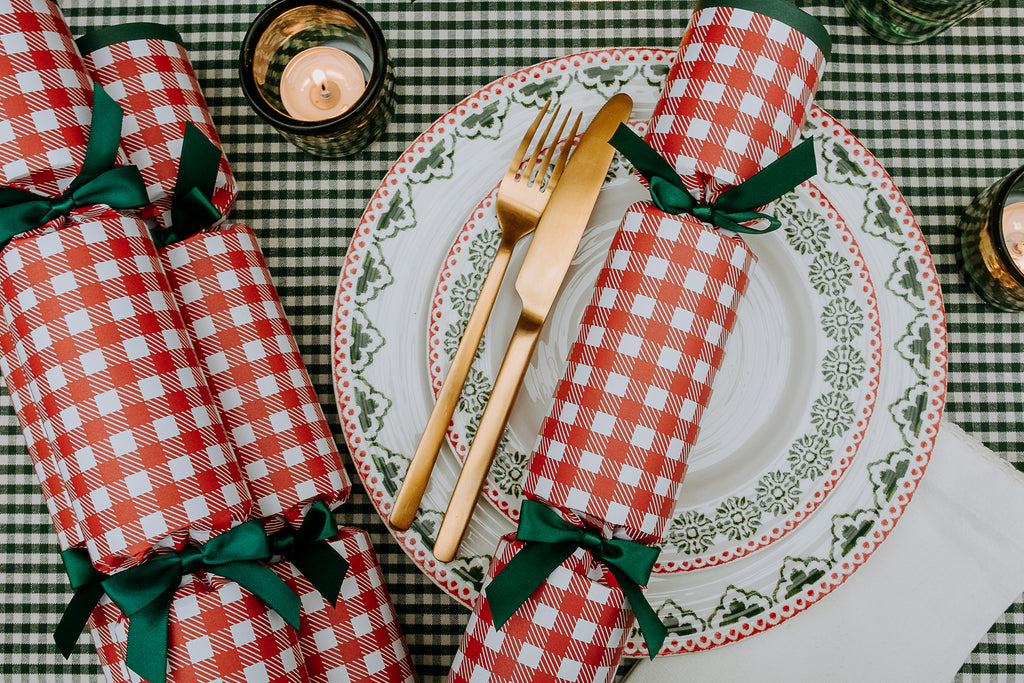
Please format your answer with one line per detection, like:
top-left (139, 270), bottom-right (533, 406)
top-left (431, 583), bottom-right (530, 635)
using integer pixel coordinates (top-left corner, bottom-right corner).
top-left (433, 93), bottom-right (634, 562)
top-left (388, 100), bottom-right (581, 531)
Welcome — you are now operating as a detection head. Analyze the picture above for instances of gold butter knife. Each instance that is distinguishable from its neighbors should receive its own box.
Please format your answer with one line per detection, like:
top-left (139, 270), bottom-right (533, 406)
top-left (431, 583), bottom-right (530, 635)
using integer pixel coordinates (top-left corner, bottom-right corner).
top-left (433, 93), bottom-right (634, 563)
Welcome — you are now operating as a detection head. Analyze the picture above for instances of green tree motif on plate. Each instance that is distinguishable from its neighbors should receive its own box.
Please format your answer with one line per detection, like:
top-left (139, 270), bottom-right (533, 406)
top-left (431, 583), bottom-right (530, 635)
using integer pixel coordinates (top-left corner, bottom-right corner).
top-left (512, 74), bottom-right (572, 108)
top-left (348, 308), bottom-right (385, 374)
top-left (663, 509), bottom-right (717, 555)
top-left (810, 392), bottom-right (855, 439)
top-left (410, 508), bottom-right (444, 544)
top-left (786, 434), bottom-right (832, 479)
top-left (449, 555), bottom-right (492, 592)
top-left (886, 249), bottom-right (926, 311)
top-left (574, 63), bottom-right (638, 97)
top-left (773, 556), bottom-right (829, 602)
top-left (830, 508), bottom-right (878, 559)
top-left (819, 133), bottom-right (872, 187)
top-left (408, 135), bottom-right (456, 184)
top-left (365, 443), bottom-right (407, 497)
top-left (822, 345), bottom-right (865, 392)
top-left (354, 242), bottom-right (394, 304)
top-left (708, 586), bottom-right (771, 628)
top-left (821, 297), bottom-right (864, 343)
top-left (455, 97), bottom-right (510, 140)
top-left (809, 251), bottom-right (853, 297)
top-left (890, 385), bottom-right (928, 447)
top-left (895, 313), bottom-right (934, 379)
top-left (352, 377), bottom-right (391, 440)
top-left (641, 62), bottom-right (670, 88)
top-left (867, 448), bottom-right (913, 508)
top-left (715, 496), bottom-right (760, 540)
top-left (860, 189), bottom-right (905, 245)
top-left (655, 600), bottom-right (706, 637)
top-left (373, 183), bottom-right (416, 241)
top-left (755, 469), bottom-right (801, 516)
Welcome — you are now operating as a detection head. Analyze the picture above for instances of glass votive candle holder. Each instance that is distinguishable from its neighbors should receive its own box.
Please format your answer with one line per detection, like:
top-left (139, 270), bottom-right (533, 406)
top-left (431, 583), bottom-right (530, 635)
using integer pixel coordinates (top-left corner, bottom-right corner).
top-left (958, 165), bottom-right (1024, 311)
top-left (239, 0), bottom-right (395, 157)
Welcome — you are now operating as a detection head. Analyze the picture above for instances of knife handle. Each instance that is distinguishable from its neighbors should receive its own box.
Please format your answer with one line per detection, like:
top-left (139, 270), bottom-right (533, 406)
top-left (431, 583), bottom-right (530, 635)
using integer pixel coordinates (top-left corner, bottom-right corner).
top-left (433, 314), bottom-right (541, 562)
top-left (389, 243), bottom-right (515, 530)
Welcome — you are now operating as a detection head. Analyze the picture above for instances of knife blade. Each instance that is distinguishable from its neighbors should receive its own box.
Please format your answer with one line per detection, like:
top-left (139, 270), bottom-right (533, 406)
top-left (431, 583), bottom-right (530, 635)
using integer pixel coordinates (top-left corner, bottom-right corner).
top-left (433, 93), bottom-right (634, 563)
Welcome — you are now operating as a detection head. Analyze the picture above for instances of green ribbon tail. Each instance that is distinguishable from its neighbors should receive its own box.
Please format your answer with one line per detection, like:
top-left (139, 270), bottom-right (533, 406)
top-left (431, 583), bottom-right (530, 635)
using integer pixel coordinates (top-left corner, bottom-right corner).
top-left (157, 122), bottom-right (224, 248)
top-left (605, 563), bottom-right (667, 659)
top-left (75, 85), bottom-right (126, 187)
top-left (290, 543), bottom-right (349, 608)
top-left (214, 560), bottom-right (302, 630)
top-left (485, 541), bottom-right (576, 630)
top-left (715, 137), bottom-right (818, 215)
top-left (124, 584), bottom-right (177, 683)
top-left (53, 582), bottom-right (105, 658)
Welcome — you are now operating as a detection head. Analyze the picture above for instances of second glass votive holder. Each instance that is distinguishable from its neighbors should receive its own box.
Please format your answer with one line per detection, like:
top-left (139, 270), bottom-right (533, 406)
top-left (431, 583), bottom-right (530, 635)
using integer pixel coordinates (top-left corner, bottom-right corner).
top-left (239, 0), bottom-right (395, 157)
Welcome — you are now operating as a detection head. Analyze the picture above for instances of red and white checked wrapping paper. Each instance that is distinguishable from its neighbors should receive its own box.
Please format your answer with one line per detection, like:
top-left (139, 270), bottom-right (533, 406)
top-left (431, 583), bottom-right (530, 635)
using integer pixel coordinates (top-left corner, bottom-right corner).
top-left (0, 209), bottom-right (252, 571)
top-left (79, 22), bottom-right (236, 230)
top-left (159, 224), bottom-right (350, 527)
top-left (0, 0), bottom-right (126, 197)
top-left (85, 527), bottom-right (417, 683)
top-left (522, 1), bottom-right (828, 545)
top-left (447, 535), bottom-right (634, 683)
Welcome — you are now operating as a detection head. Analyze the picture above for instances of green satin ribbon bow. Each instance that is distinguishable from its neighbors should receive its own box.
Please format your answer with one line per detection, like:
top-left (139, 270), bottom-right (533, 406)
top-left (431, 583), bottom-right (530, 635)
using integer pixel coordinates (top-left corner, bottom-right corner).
top-left (608, 123), bottom-right (817, 235)
top-left (152, 122), bottom-right (224, 249)
top-left (0, 84), bottom-right (148, 243)
top-left (55, 521), bottom-right (301, 683)
top-left (269, 501), bottom-right (349, 607)
top-left (485, 500), bottom-right (667, 658)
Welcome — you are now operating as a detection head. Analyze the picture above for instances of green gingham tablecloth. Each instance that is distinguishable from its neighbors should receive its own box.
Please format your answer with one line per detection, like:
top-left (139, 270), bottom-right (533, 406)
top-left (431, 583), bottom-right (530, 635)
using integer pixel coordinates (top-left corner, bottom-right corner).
top-left (1, 1), bottom-right (1021, 680)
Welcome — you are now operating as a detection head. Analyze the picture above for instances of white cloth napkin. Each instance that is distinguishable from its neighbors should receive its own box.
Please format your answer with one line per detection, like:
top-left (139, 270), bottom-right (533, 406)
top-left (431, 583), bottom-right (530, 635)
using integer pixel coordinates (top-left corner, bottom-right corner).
top-left (627, 421), bottom-right (1024, 683)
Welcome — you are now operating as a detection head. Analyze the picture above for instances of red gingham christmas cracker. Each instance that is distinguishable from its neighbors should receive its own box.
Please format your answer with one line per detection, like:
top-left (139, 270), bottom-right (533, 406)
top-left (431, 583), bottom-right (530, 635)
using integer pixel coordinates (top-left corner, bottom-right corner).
top-left (271, 526), bottom-right (418, 683)
top-left (80, 23), bottom-right (237, 229)
top-left (159, 224), bottom-right (350, 527)
top-left (0, 209), bottom-right (252, 571)
top-left (447, 535), bottom-right (633, 683)
top-left (0, 0), bottom-right (123, 197)
top-left (521, 1), bottom-right (827, 545)
top-left (87, 566), bottom-right (307, 683)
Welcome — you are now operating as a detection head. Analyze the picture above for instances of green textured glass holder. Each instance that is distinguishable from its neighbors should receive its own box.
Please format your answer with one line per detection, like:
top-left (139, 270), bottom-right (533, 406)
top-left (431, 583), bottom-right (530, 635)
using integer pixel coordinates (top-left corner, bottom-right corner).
top-left (958, 166), bottom-right (1024, 312)
top-left (843, 0), bottom-right (994, 43)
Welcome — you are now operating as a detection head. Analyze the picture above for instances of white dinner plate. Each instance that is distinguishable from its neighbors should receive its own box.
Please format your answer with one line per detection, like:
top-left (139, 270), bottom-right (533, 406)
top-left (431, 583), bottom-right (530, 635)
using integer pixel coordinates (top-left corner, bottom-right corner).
top-left (331, 48), bottom-right (947, 656)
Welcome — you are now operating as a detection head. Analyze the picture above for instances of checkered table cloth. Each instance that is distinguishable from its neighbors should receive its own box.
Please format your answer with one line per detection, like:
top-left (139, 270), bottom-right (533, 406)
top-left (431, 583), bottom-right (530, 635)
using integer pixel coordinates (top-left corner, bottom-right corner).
top-left (0, 1), bottom-right (1020, 681)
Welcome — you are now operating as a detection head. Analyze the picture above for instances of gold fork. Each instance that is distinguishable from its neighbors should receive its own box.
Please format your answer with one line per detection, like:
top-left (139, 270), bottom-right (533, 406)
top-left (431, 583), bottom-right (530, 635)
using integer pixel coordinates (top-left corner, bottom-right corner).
top-left (388, 101), bottom-right (581, 531)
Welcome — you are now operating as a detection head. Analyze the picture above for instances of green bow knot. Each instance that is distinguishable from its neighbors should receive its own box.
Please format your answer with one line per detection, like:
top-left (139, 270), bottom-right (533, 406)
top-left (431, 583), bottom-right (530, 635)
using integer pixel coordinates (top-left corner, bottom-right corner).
top-left (485, 500), bottom-right (667, 658)
top-left (55, 521), bottom-right (301, 683)
top-left (0, 84), bottom-right (149, 244)
top-left (609, 123), bottom-right (817, 235)
top-left (151, 122), bottom-right (225, 249)
top-left (268, 501), bottom-right (349, 606)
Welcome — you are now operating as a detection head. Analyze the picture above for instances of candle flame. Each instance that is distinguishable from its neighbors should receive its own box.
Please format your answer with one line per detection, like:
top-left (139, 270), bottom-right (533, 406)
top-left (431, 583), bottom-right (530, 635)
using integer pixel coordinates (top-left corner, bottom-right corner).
top-left (312, 69), bottom-right (327, 91)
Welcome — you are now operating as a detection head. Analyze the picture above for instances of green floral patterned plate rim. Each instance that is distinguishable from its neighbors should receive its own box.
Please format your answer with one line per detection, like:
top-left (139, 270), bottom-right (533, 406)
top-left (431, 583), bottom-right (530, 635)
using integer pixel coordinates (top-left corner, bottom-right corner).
top-left (331, 48), bottom-right (947, 656)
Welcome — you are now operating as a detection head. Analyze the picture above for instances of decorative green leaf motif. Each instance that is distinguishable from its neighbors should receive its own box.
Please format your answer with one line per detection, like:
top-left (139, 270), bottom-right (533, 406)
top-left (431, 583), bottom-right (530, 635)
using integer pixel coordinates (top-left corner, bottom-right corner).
top-left (709, 586), bottom-right (771, 628)
top-left (641, 62), bottom-right (671, 88)
top-left (830, 509), bottom-right (878, 559)
top-left (820, 135), bottom-right (871, 186)
top-left (774, 557), bottom-right (829, 602)
top-left (756, 470), bottom-right (800, 516)
top-left (456, 97), bottom-right (510, 140)
top-left (895, 313), bottom-right (934, 378)
top-left (348, 309), bottom-right (385, 373)
top-left (458, 368), bottom-right (493, 440)
top-left (861, 189), bottom-right (904, 244)
top-left (444, 319), bottom-right (485, 360)
top-left (868, 449), bottom-right (913, 507)
top-left (821, 297), bottom-right (864, 344)
top-left (575, 64), bottom-right (638, 97)
top-left (491, 447), bottom-right (528, 497)
top-left (450, 555), bottom-right (492, 593)
top-left (354, 242), bottom-right (394, 304)
top-left (810, 392), bottom-right (854, 439)
top-left (410, 508), bottom-right (443, 543)
top-left (352, 378), bottom-right (391, 440)
top-left (809, 251), bottom-right (852, 296)
top-left (786, 434), bottom-right (832, 480)
top-left (374, 183), bottom-right (416, 241)
top-left (822, 345), bottom-right (865, 392)
top-left (409, 135), bottom-right (456, 184)
top-left (664, 509), bottom-right (717, 555)
top-left (780, 200), bottom-right (828, 256)
top-left (715, 496), bottom-right (759, 540)
top-left (886, 249), bottom-right (926, 310)
top-left (512, 75), bottom-right (572, 108)
top-left (891, 385), bottom-right (929, 446)
top-left (656, 600), bottom-right (706, 637)
top-left (365, 444), bottom-right (406, 497)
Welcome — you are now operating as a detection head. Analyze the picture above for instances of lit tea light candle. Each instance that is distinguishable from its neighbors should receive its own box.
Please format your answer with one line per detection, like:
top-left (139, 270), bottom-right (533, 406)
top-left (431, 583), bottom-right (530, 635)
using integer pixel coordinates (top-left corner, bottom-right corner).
top-left (1002, 201), bottom-right (1024, 273)
top-left (279, 46), bottom-right (365, 121)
